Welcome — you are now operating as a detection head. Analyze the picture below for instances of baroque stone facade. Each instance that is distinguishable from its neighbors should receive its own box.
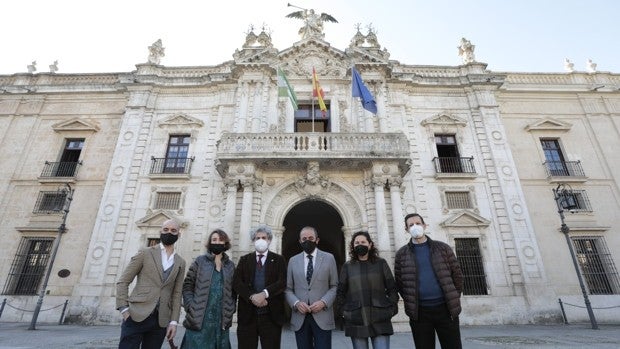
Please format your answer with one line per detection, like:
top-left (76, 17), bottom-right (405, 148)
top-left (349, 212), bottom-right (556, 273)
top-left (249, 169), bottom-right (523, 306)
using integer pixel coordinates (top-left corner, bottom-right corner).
top-left (1, 22), bottom-right (619, 327)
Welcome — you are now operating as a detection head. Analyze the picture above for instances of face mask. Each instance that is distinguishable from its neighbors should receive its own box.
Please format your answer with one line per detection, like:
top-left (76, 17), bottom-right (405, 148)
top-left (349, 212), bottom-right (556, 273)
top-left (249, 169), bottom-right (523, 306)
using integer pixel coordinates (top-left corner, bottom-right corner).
top-left (209, 243), bottom-right (226, 255)
top-left (254, 239), bottom-right (269, 253)
top-left (160, 233), bottom-right (178, 246)
top-left (354, 245), bottom-right (369, 257)
top-left (300, 240), bottom-right (317, 254)
top-left (409, 225), bottom-right (425, 239)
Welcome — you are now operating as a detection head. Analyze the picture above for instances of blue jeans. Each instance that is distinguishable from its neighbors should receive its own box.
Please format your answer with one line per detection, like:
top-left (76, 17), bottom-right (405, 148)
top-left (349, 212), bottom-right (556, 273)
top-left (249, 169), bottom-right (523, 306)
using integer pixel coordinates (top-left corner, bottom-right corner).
top-left (351, 335), bottom-right (390, 349)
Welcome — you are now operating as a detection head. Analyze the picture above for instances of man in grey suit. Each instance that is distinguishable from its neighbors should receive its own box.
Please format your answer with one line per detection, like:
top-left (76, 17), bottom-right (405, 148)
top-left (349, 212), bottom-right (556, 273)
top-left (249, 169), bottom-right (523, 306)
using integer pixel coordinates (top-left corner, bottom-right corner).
top-left (116, 219), bottom-right (187, 349)
top-left (285, 226), bottom-right (338, 349)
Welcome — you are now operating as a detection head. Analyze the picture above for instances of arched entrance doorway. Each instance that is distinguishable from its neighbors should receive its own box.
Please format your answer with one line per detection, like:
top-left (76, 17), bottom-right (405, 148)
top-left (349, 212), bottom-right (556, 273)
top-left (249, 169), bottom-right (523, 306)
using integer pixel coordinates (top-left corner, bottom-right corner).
top-left (282, 200), bottom-right (345, 271)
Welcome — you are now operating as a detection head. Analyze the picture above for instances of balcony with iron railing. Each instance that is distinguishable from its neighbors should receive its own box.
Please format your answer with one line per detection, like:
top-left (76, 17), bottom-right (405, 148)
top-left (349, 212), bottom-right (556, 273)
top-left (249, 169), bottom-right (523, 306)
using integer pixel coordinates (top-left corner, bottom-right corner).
top-left (215, 132), bottom-right (411, 175)
top-left (543, 160), bottom-right (587, 182)
top-left (149, 157), bottom-right (194, 179)
top-left (432, 157), bottom-right (477, 179)
top-left (38, 161), bottom-right (82, 183)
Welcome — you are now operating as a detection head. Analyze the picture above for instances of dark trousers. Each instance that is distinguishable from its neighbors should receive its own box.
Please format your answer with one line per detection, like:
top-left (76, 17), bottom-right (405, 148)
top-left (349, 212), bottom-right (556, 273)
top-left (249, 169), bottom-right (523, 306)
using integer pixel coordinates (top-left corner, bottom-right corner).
top-left (294, 314), bottom-right (331, 349)
top-left (237, 313), bottom-right (282, 349)
top-left (119, 311), bottom-right (167, 349)
top-left (409, 304), bottom-right (462, 349)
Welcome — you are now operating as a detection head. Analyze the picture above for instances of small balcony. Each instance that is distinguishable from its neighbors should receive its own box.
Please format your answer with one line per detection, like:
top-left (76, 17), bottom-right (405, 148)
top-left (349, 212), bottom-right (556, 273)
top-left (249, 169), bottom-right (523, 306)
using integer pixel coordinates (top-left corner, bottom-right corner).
top-left (543, 160), bottom-right (587, 183)
top-left (215, 132), bottom-right (411, 175)
top-left (38, 161), bottom-right (82, 183)
top-left (432, 157), bottom-right (477, 179)
top-left (149, 157), bottom-right (194, 179)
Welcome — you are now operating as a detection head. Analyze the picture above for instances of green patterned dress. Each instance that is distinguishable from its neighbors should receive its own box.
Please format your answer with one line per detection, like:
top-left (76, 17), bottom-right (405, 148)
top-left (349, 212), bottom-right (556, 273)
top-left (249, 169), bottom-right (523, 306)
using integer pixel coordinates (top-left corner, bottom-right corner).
top-left (181, 269), bottom-right (231, 349)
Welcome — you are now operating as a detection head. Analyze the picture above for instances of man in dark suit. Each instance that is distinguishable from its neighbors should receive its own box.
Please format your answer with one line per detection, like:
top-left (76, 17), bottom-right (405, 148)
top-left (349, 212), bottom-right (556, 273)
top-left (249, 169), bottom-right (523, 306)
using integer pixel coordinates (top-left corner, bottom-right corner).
top-left (116, 219), bottom-right (186, 349)
top-left (285, 226), bottom-right (338, 349)
top-left (233, 225), bottom-right (287, 349)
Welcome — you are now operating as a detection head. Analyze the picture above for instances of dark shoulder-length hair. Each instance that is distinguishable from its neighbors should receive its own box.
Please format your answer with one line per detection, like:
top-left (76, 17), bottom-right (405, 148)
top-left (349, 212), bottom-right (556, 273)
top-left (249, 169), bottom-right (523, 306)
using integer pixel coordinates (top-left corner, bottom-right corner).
top-left (348, 231), bottom-right (379, 262)
top-left (205, 229), bottom-right (231, 251)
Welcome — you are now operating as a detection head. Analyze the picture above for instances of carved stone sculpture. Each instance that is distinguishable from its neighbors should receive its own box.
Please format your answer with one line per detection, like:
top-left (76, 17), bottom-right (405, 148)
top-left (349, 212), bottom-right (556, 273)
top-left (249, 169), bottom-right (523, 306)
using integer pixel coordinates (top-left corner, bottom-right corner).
top-left (147, 39), bottom-right (165, 65)
top-left (458, 37), bottom-right (476, 64)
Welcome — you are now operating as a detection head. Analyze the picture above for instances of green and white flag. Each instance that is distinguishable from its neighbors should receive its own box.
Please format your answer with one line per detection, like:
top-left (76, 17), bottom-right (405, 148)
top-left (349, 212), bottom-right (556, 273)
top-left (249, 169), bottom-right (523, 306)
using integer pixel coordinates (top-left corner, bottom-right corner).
top-left (278, 68), bottom-right (298, 110)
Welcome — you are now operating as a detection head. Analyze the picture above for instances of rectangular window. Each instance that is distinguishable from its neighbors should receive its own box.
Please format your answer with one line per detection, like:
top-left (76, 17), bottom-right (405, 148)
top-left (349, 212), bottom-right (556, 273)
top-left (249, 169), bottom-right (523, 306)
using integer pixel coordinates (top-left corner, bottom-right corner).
top-left (572, 237), bottom-right (620, 295)
top-left (55, 138), bottom-right (84, 176)
top-left (561, 190), bottom-right (592, 212)
top-left (445, 191), bottom-right (472, 209)
top-left (541, 139), bottom-right (568, 176)
top-left (455, 238), bottom-right (488, 295)
top-left (147, 238), bottom-right (160, 247)
top-left (164, 135), bottom-right (190, 173)
top-left (33, 191), bottom-right (67, 214)
top-left (154, 192), bottom-right (182, 210)
top-left (295, 103), bottom-right (330, 132)
top-left (2, 237), bottom-right (54, 295)
top-left (435, 134), bottom-right (462, 173)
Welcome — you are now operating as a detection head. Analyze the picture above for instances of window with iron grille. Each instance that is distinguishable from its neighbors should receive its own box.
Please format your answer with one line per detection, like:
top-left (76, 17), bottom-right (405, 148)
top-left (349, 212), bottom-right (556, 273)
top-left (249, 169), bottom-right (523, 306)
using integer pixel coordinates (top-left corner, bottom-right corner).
top-left (154, 192), bottom-right (182, 210)
top-left (445, 191), bottom-right (472, 209)
top-left (561, 190), bottom-right (592, 212)
top-left (33, 191), bottom-right (67, 214)
top-left (455, 238), bottom-right (488, 295)
top-left (2, 237), bottom-right (54, 295)
top-left (572, 236), bottom-right (620, 294)
top-left (147, 238), bottom-right (161, 247)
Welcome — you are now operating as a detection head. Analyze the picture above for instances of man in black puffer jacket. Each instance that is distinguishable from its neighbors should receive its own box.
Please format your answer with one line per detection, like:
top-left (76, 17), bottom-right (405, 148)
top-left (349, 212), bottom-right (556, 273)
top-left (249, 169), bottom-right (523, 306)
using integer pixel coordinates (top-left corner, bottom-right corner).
top-left (395, 213), bottom-right (463, 349)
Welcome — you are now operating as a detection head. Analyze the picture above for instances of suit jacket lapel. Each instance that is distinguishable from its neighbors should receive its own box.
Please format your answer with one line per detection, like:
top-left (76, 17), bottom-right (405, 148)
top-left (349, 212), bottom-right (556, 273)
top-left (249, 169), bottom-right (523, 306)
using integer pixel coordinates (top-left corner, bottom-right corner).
top-left (150, 247), bottom-right (164, 283)
top-left (309, 250), bottom-right (323, 287)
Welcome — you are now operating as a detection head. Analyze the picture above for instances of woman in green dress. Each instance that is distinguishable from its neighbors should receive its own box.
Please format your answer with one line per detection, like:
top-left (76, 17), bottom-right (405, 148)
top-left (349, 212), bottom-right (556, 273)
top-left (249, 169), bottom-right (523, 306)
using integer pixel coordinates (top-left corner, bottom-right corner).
top-left (181, 229), bottom-right (236, 349)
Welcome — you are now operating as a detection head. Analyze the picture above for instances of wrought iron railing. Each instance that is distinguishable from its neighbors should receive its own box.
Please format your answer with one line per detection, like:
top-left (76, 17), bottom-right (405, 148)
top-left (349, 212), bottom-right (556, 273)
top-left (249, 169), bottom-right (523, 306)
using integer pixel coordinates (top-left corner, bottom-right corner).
top-left (33, 191), bottom-right (67, 214)
top-left (40, 161), bottom-right (82, 178)
top-left (543, 160), bottom-right (586, 177)
top-left (432, 157), bottom-right (476, 174)
top-left (150, 157), bottom-right (194, 175)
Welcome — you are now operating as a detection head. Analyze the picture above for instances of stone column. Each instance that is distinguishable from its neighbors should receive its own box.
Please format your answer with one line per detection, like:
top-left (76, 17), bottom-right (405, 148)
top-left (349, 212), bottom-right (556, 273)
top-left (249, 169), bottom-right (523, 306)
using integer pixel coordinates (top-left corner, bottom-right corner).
top-left (271, 226), bottom-right (283, 254)
top-left (372, 177), bottom-right (392, 262)
top-left (236, 82), bottom-right (249, 132)
top-left (389, 176), bottom-right (408, 252)
top-left (223, 178), bottom-right (238, 243)
top-left (238, 178), bottom-right (256, 255)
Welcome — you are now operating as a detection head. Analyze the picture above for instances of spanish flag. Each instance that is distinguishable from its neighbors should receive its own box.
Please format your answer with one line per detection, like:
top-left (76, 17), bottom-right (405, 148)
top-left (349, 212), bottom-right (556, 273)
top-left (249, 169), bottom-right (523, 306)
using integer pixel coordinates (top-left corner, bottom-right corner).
top-left (312, 67), bottom-right (327, 116)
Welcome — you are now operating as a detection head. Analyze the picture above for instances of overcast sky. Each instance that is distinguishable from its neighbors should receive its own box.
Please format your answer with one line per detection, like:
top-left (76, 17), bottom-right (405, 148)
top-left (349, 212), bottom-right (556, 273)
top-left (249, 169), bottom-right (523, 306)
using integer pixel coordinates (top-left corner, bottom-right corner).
top-left (2, 0), bottom-right (618, 75)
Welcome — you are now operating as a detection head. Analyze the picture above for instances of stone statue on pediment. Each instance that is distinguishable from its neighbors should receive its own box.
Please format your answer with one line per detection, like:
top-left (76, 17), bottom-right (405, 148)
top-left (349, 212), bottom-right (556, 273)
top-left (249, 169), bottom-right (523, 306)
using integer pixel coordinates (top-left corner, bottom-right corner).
top-left (586, 59), bottom-right (597, 73)
top-left (458, 37), bottom-right (476, 64)
top-left (564, 58), bottom-right (575, 72)
top-left (49, 60), bottom-right (59, 73)
top-left (286, 5), bottom-right (337, 40)
top-left (147, 39), bottom-right (165, 65)
top-left (27, 61), bottom-right (37, 73)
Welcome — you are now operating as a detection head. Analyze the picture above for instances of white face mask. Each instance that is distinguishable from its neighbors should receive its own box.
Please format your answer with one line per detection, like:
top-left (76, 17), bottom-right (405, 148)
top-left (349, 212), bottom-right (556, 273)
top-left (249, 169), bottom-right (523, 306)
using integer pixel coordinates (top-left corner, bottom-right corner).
top-left (409, 224), bottom-right (425, 239)
top-left (254, 239), bottom-right (269, 253)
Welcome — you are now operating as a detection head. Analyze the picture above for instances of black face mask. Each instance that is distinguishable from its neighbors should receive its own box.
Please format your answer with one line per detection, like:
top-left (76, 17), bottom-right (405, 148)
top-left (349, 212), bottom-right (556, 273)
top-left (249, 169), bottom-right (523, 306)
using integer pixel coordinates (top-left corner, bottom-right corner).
top-left (354, 245), bottom-right (369, 257)
top-left (300, 240), bottom-right (316, 254)
top-left (209, 243), bottom-right (226, 255)
top-left (160, 233), bottom-right (178, 246)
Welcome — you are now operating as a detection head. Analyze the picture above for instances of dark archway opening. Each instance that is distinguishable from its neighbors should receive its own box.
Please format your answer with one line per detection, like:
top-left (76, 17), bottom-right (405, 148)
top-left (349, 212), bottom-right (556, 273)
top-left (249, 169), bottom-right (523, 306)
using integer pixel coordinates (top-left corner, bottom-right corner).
top-left (282, 200), bottom-right (345, 272)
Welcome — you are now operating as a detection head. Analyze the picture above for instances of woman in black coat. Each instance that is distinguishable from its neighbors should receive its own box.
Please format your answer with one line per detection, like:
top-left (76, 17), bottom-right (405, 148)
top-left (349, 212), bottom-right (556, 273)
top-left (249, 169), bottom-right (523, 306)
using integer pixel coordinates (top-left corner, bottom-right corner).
top-left (336, 231), bottom-right (399, 349)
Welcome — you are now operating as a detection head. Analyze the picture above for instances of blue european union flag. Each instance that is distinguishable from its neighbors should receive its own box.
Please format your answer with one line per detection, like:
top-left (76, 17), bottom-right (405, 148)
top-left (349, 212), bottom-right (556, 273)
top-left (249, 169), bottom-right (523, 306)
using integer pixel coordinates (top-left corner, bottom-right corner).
top-left (351, 67), bottom-right (377, 115)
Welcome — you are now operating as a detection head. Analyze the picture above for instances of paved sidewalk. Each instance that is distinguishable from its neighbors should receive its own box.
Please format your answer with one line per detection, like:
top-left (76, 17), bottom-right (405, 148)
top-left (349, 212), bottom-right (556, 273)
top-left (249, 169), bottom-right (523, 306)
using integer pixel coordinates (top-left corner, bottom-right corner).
top-left (1, 322), bottom-right (619, 348)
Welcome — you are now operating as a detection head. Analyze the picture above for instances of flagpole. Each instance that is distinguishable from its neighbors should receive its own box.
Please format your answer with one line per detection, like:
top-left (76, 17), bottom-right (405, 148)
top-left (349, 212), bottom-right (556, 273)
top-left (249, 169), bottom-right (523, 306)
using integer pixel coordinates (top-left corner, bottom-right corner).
top-left (312, 95), bottom-right (315, 133)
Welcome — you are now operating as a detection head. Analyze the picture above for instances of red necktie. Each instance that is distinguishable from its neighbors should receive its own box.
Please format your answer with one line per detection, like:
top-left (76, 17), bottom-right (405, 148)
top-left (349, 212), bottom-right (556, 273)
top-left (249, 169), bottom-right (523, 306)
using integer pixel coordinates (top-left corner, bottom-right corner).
top-left (257, 254), bottom-right (263, 269)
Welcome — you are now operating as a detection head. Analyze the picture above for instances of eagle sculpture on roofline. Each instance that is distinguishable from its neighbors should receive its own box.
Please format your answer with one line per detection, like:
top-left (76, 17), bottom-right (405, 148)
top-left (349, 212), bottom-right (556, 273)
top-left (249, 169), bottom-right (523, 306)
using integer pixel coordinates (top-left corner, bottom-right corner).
top-left (286, 4), bottom-right (338, 40)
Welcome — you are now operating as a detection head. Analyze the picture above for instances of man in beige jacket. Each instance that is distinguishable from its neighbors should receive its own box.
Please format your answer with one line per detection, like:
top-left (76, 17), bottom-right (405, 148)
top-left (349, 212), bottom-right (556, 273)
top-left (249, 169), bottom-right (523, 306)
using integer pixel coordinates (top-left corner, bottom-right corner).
top-left (116, 219), bottom-right (186, 349)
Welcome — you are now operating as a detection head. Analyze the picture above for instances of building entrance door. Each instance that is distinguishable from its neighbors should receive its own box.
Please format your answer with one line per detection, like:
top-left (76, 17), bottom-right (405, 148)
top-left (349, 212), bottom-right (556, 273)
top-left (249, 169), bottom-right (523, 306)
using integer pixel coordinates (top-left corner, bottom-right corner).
top-left (281, 200), bottom-right (345, 271)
